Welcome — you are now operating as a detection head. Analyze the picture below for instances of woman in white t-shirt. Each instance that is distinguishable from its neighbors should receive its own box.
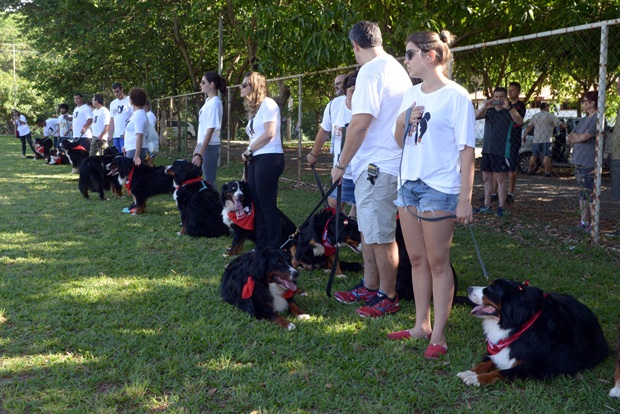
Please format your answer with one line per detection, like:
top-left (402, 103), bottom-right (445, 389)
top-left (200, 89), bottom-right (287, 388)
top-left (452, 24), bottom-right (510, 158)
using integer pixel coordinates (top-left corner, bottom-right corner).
top-left (123, 87), bottom-right (149, 166)
top-left (388, 31), bottom-right (475, 359)
top-left (240, 71), bottom-right (284, 249)
top-left (12, 109), bottom-right (34, 157)
top-left (192, 72), bottom-right (226, 187)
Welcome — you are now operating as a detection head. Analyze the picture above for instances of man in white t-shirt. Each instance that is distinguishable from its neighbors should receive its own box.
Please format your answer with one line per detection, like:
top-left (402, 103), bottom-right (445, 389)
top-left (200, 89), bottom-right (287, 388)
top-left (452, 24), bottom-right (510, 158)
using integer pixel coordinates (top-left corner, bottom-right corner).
top-left (56, 103), bottom-right (71, 148)
top-left (331, 21), bottom-right (411, 318)
top-left (107, 82), bottom-right (133, 152)
top-left (90, 94), bottom-right (111, 156)
top-left (523, 102), bottom-right (562, 176)
top-left (72, 93), bottom-right (93, 152)
top-left (307, 72), bottom-right (356, 217)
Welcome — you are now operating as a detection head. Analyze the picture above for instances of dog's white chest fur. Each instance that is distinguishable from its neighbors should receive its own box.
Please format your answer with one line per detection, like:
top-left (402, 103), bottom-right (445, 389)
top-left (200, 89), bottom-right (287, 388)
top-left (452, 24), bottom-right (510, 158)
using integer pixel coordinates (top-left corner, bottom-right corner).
top-left (483, 319), bottom-right (516, 370)
top-left (269, 283), bottom-right (290, 313)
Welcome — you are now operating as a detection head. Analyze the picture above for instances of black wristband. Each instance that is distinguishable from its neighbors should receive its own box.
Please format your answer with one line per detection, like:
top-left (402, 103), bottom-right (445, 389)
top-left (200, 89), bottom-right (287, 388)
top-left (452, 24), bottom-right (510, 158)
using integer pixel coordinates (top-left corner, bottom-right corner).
top-left (193, 153), bottom-right (202, 159)
top-left (309, 152), bottom-right (318, 158)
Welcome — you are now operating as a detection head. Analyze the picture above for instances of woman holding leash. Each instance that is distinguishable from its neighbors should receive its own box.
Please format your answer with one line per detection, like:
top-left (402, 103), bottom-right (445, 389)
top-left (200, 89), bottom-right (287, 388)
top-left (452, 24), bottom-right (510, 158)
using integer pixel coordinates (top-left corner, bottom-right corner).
top-left (389, 30), bottom-right (475, 359)
top-left (12, 109), bottom-right (34, 157)
top-left (192, 71), bottom-right (226, 188)
top-left (124, 87), bottom-right (149, 166)
top-left (240, 71), bottom-right (284, 249)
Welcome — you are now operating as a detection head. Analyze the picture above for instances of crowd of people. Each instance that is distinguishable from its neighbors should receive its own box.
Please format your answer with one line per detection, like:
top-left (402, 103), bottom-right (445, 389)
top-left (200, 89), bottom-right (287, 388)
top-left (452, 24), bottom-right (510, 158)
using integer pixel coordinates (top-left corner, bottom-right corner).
top-left (9, 20), bottom-right (617, 360)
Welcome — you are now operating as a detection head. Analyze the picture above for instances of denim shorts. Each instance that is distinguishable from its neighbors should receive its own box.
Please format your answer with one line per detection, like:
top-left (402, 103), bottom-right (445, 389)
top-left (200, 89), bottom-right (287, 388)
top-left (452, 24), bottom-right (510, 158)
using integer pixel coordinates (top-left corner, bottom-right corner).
top-left (394, 179), bottom-right (459, 214)
top-left (574, 165), bottom-right (594, 202)
top-left (532, 143), bottom-right (551, 157)
top-left (329, 178), bottom-right (356, 205)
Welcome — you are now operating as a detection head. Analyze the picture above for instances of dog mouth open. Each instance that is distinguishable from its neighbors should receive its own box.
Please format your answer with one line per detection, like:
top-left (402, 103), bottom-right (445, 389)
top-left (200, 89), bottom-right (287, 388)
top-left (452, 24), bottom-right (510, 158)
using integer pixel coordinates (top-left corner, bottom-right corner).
top-left (470, 304), bottom-right (498, 318)
top-left (106, 165), bottom-right (119, 176)
top-left (273, 276), bottom-right (296, 292)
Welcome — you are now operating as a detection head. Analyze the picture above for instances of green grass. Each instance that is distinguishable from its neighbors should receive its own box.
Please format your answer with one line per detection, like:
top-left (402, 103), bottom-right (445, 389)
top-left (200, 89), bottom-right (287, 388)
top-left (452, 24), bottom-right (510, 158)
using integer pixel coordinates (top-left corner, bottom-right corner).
top-left (1, 137), bottom-right (620, 413)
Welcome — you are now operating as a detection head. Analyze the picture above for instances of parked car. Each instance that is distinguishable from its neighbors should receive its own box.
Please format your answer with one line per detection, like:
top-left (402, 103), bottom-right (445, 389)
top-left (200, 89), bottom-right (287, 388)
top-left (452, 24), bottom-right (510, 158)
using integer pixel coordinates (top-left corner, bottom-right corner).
top-left (165, 121), bottom-right (196, 141)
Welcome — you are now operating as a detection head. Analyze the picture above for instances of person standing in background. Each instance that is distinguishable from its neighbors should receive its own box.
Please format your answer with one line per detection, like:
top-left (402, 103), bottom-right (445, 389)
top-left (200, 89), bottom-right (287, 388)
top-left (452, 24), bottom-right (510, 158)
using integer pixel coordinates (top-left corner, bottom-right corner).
top-left (56, 103), bottom-right (71, 149)
top-left (90, 94), bottom-right (110, 156)
top-left (192, 72), bottom-right (226, 188)
top-left (12, 109), bottom-right (34, 157)
top-left (72, 93), bottom-right (93, 152)
top-left (108, 83), bottom-right (132, 152)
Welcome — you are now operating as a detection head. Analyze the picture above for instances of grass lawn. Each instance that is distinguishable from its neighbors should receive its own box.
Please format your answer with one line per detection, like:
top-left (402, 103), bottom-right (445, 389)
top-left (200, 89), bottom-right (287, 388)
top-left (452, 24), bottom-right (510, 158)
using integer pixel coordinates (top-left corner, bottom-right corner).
top-left (1, 136), bottom-right (619, 413)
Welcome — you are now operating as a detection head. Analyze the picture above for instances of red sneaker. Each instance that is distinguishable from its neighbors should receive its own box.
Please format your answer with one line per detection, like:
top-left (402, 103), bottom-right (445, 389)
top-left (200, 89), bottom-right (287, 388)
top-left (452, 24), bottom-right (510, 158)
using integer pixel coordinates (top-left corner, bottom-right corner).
top-left (333, 281), bottom-right (378, 304)
top-left (355, 293), bottom-right (400, 318)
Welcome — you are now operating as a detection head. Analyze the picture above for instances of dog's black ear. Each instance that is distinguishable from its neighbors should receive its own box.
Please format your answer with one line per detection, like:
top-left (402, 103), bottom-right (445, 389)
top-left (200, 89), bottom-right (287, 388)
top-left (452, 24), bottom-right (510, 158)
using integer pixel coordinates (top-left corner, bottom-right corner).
top-left (499, 282), bottom-right (543, 329)
top-left (249, 249), bottom-right (269, 280)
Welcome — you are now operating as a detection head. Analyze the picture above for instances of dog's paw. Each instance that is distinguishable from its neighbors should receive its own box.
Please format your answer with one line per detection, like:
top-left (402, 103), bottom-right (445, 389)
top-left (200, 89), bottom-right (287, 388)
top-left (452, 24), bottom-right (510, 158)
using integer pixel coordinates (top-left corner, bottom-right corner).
top-left (336, 273), bottom-right (347, 279)
top-left (609, 385), bottom-right (620, 398)
top-left (457, 371), bottom-right (480, 386)
top-left (296, 314), bottom-right (311, 320)
top-left (287, 322), bottom-right (296, 331)
top-left (176, 231), bottom-right (182, 236)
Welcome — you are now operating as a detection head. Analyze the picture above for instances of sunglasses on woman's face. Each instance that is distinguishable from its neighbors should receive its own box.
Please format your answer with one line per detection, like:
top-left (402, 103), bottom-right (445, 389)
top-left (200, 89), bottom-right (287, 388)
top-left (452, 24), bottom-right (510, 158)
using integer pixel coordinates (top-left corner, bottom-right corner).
top-left (241, 83), bottom-right (250, 89)
top-left (405, 49), bottom-right (421, 60)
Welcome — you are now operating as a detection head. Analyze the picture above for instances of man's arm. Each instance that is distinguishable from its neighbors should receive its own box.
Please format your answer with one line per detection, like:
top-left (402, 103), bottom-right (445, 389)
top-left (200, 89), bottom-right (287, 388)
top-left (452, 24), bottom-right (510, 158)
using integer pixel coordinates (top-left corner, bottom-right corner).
top-left (330, 113), bottom-right (373, 182)
top-left (307, 128), bottom-right (329, 165)
top-left (107, 117), bottom-right (115, 142)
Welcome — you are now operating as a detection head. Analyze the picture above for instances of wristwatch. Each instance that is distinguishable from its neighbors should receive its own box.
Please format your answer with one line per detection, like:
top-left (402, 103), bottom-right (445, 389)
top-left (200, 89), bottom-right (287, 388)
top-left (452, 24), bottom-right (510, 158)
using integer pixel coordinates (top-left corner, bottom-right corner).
top-left (335, 162), bottom-right (346, 171)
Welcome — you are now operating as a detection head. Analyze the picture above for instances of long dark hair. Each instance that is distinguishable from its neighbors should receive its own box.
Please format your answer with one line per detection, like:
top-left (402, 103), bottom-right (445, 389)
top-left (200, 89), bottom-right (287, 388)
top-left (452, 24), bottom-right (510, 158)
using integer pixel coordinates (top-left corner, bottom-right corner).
top-left (204, 71), bottom-right (227, 95)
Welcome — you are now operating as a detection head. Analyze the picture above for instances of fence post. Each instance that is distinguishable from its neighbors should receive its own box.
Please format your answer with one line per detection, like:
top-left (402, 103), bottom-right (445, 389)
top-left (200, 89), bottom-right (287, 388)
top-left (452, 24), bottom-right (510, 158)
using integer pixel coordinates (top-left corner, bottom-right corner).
top-left (593, 23), bottom-right (609, 244)
top-left (297, 76), bottom-right (303, 181)
top-left (227, 87), bottom-right (231, 165)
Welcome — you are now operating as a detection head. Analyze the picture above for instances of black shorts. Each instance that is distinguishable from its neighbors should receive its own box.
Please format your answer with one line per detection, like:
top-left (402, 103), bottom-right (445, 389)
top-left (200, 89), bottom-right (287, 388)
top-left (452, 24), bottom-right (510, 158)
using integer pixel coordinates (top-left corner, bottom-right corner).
top-left (480, 154), bottom-right (510, 173)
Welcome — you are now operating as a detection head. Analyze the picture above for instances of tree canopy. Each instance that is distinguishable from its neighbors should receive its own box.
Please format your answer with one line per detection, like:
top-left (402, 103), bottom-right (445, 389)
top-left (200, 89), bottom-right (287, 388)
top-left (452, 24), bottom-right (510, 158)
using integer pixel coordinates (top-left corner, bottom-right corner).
top-left (0, 0), bottom-right (618, 124)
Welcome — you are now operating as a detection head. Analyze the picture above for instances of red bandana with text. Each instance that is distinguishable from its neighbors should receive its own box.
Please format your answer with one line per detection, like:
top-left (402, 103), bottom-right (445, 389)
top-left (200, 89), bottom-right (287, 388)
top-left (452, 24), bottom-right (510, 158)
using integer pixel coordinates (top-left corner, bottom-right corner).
top-left (228, 203), bottom-right (255, 231)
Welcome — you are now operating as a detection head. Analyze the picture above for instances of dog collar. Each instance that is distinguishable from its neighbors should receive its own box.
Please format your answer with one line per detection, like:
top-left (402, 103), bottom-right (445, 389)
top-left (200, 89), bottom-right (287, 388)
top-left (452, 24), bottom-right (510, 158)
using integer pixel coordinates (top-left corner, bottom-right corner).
top-left (242, 275), bottom-right (255, 299)
top-left (321, 207), bottom-right (349, 257)
top-left (487, 293), bottom-right (548, 356)
top-left (73, 145), bottom-right (87, 152)
top-left (175, 177), bottom-right (204, 190)
top-left (125, 166), bottom-right (135, 193)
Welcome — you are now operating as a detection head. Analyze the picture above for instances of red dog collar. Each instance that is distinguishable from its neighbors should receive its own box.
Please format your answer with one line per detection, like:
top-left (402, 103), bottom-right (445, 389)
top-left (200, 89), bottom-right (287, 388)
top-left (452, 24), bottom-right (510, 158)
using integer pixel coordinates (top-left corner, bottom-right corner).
top-left (241, 275), bottom-right (294, 300)
top-left (487, 293), bottom-right (548, 356)
top-left (175, 177), bottom-right (204, 190)
top-left (124, 166), bottom-right (135, 193)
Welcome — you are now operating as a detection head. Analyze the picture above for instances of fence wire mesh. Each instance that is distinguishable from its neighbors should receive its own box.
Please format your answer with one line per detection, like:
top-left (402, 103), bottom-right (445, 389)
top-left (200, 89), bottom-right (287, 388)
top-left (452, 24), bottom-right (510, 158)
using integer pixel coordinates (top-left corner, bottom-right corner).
top-left (153, 19), bottom-right (620, 244)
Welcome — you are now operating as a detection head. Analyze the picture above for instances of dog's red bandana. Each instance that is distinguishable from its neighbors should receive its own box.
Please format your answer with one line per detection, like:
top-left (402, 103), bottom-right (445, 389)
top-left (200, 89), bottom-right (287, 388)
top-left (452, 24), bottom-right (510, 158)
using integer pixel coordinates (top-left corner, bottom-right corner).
top-left (241, 275), bottom-right (295, 299)
top-left (34, 144), bottom-right (45, 157)
top-left (51, 156), bottom-right (62, 164)
top-left (242, 276), bottom-right (255, 299)
top-left (486, 294), bottom-right (548, 356)
top-left (125, 166), bottom-right (135, 193)
top-left (73, 145), bottom-right (87, 152)
top-left (175, 177), bottom-right (204, 190)
top-left (228, 203), bottom-right (255, 231)
top-left (321, 208), bottom-right (348, 257)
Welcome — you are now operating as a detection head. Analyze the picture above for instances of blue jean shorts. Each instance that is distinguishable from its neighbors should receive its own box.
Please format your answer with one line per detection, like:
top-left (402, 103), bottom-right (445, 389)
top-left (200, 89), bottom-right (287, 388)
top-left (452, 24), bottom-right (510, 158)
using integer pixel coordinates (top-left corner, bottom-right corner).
top-left (574, 165), bottom-right (594, 202)
top-left (394, 179), bottom-right (459, 214)
top-left (329, 178), bottom-right (356, 205)
top-left (532, 143), bottom-right (551, 157)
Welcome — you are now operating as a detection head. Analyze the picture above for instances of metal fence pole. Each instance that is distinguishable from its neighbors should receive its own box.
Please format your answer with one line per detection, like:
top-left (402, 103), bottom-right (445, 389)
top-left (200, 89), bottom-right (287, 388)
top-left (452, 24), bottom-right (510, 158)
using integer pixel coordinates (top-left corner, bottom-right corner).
top-left (297, 76), bottom-right (302, 181)
top-left (593, 23), bottom-right (610, 244)
top-left (227, 87), bottom-right (231, 165)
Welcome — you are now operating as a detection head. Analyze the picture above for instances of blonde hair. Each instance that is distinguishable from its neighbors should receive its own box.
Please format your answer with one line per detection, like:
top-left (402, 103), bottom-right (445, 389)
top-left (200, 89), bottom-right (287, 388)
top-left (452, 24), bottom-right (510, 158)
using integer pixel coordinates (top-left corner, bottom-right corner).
top-left (242, 72), bottom-right (268, 118)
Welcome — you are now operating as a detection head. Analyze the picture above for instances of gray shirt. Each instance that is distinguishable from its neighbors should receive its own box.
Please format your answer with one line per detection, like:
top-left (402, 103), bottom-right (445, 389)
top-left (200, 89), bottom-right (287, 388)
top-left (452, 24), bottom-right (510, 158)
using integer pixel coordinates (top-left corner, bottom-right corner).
top-left (570, 115), bottom-right (597, 167)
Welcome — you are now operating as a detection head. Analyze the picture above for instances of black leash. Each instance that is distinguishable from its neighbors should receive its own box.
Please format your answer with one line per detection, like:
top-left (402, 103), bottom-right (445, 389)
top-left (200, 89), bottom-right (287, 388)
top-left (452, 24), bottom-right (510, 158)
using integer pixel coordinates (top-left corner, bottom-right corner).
top-left (310, 164), bottom-right (327, 205)
top-left (325, 183), bottom-right (342, 297)
top-left (279, 180), bottom-right (340, 250)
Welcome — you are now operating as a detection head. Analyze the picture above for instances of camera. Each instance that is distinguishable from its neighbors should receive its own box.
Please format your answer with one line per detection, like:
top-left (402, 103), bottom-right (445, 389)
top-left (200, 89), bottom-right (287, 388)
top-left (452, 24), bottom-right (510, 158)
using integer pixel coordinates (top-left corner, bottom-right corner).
top-left (367, 163), bottom-right (379, 185)
top-left (490, 99), bottom-right (504, 106)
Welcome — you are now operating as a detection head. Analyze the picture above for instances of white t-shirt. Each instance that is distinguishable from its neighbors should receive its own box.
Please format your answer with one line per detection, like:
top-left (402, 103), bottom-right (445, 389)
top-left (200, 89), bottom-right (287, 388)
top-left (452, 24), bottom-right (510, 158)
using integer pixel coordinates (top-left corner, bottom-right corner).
top-left (72, 104), bottom-right (93, 138)
top-left (396, 81), bottom-right (476, 195)
top-left (124, 108), bottom-right (148, 151)
top-left (198, 95), bottom-right (222, 146)
top-left (109, 96), bottom-right (132, 137)
top-left (350, 53), bottom-right (411, 182)
top-left (320, 95), bottom-right (353, 179)
top-left (246, 97), bottom-right (282, 155)
top-left (15, 114), bottom-right (30, 136)
top-left (91, 107), bottom-right (111, 138)
top-left (529, 111), bottom-right (560, 144)
top-left (42, 118), bottom-right (59, 137)
top-left (57, 114), bottom-right (71, 137)
top-left (146, 111), bottom-right (156, 127)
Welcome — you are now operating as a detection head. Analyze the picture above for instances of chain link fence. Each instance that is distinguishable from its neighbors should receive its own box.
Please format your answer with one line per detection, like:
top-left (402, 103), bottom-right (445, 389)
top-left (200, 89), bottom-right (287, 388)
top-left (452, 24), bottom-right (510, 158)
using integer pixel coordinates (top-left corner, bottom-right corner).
top-left (153, 19), bottom-right (620, 244)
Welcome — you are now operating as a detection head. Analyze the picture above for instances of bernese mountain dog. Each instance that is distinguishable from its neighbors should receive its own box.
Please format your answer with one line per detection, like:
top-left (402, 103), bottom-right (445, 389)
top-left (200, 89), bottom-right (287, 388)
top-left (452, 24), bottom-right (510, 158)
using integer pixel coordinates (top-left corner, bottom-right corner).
top-left (34, 137), bottom-right (53, 160)
top-left (457, 279), bottom-right (608, 386)
top-left (290, 207), bottom-right (362, 277)
top-left (78, 147), bottom-right (123, 200)
top-left (220, 180), bottom-right (297, 255)
top-left (220, 248), bottom-right (309, 330)
top-left (106, 156), bottom-right (174, 214)
top-left (47, 148), bottom-right (70, 165)
top-left (61, 140), bottom-right (89, 174)
top-left (165, 159), bottom-right (229, 237)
